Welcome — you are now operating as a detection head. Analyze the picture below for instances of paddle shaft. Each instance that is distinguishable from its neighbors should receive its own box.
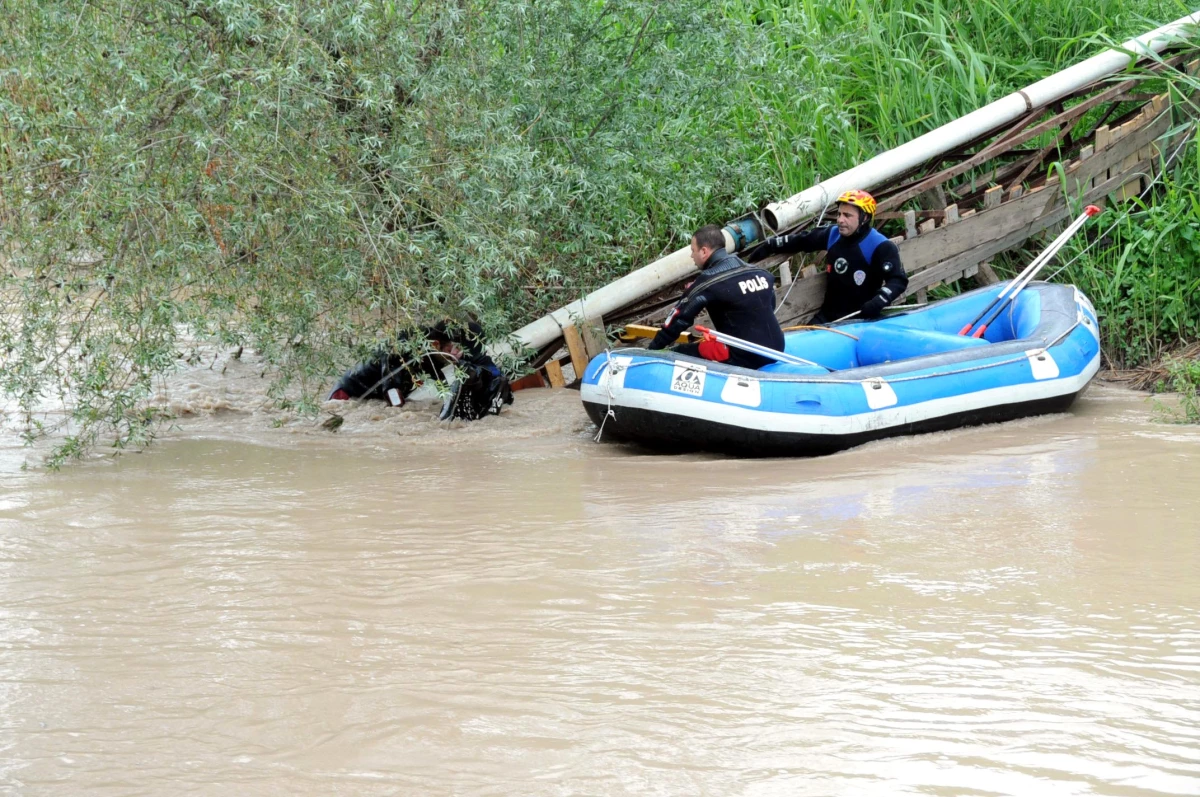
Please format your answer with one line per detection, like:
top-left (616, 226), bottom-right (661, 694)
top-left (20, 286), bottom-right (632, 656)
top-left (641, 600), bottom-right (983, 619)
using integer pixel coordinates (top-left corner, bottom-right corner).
top-left (959, 205), bottom-right (1100, 337)
top-left (693, 325), bottom-right (829, 370)
top-left (969, 205), bottom-right (1101, 338)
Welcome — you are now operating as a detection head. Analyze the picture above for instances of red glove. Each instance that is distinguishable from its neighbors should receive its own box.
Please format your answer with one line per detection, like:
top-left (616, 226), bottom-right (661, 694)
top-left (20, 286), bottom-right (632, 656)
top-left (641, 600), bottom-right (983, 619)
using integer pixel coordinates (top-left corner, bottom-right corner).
top-left (698, 338), bottom-right (730, 362)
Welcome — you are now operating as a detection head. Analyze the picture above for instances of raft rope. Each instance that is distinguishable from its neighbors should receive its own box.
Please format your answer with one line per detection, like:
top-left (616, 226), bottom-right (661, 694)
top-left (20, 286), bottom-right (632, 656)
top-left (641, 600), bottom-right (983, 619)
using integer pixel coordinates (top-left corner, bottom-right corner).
top-left (591, 315), bottom-right (1082, 423)
top-left (782, 325), bottom-right (861, 340)
top-left (593, 350), bottom-right (619, 443)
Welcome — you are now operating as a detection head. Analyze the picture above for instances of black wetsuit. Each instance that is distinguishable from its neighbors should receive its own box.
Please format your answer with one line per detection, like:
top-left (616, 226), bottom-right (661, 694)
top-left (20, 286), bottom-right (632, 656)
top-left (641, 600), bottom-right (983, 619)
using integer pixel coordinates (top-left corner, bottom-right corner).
top-left (331, 322), bottom-right (512, 419)
top-left (649, 248), bottom-right (785, 369)
top-left (769, 223), bottom-right (908, 322)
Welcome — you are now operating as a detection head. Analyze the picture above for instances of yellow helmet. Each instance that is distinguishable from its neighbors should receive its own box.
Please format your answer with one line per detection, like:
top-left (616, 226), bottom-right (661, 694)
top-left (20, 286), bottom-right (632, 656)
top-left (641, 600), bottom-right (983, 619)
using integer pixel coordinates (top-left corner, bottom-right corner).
top-left (836, 189), bottom-right (876, 217)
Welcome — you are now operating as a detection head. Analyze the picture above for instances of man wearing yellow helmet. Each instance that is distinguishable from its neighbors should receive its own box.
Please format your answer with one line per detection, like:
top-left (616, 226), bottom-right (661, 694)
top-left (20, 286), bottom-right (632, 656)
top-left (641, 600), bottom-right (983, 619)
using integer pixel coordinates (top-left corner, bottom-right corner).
top-left (763, 189), bottom-right (908, 323)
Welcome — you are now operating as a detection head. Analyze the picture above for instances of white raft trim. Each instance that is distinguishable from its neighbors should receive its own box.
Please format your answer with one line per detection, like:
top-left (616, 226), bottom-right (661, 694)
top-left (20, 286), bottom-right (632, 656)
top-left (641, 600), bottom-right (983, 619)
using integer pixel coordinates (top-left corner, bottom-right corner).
top-left (1025, 349), bottom-right (1060, 380)
top-left (581, 353), bottom-right (1100, 437)
top-left (721, 375), bottom-right (762, 407)
top-left (862, 378), bottom-right (899, 409)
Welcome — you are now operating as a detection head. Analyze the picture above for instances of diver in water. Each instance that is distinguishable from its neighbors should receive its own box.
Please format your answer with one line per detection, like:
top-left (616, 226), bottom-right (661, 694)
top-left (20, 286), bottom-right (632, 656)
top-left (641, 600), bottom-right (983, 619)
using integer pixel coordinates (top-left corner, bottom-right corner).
top-left (328, 321), bottom-right (513, 421)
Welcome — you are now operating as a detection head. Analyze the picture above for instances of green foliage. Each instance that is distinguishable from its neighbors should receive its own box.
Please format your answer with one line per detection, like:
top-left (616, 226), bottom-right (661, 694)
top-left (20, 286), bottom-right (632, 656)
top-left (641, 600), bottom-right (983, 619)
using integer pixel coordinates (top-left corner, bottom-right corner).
top-left (726, 0), bottom-right (1186, 191)
top-left (1153, 356), bottom-right (1200, 423)
top-left (1056, 134), bottom-right (1200, 369)
top-left (0, 0), bottom-right (1190, 462)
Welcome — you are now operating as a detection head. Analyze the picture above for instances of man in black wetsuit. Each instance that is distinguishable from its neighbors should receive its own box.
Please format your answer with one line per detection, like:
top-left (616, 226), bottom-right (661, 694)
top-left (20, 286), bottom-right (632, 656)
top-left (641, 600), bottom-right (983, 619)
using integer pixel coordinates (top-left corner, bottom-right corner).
top-left (329, 321), bottom-right (512, 419)
top-left (762, 189), bottom-right (908, 323)
top-left (648, 224), bottom-right (785, 369)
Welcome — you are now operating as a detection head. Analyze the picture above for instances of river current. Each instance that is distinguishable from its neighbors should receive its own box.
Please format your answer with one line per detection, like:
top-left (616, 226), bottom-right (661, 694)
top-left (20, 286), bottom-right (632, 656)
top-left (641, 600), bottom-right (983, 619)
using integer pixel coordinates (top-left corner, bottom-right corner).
top-left (1, 369), bottom-right (1198, 795)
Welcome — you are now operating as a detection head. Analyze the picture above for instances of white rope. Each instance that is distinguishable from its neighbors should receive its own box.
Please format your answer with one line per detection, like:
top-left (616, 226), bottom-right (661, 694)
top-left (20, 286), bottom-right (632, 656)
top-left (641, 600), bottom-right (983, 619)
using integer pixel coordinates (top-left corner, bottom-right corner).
top-left (592, 350), bottom-right (618, 443)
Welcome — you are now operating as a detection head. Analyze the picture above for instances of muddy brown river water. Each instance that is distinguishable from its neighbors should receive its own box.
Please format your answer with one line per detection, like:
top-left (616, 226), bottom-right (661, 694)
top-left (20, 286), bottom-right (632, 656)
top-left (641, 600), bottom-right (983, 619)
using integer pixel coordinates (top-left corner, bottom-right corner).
top-left (1, 382), bottom-right (1198, 795)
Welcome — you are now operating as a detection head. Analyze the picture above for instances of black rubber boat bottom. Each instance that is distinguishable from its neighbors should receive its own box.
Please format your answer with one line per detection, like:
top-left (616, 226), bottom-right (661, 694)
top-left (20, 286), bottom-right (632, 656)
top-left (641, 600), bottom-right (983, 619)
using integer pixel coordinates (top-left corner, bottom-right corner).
top-left (583, 391), bottom-right (1083, 457)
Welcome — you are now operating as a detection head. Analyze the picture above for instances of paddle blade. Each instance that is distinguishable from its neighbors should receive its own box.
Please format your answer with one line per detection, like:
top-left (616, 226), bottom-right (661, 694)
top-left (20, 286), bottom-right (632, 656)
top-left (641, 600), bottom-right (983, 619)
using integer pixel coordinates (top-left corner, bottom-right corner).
top-left (958, 323), bottom-right (974, 336)
top-left (971, 325), bottom-right (987, 339)
top-left (1085, 204), bottom-right (1101, 217)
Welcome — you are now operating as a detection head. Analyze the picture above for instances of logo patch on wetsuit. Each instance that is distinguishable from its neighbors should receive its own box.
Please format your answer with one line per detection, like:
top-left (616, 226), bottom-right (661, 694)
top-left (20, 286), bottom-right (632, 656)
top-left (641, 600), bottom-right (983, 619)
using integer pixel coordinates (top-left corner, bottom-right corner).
top-left (833, 258), bottom-right (849, 275)
top-left (670, 363), bottom-right (707, 397)
top-left (853, 270), bottom-right (866, 286)
top-left (883, 261), bottom-right (894, 273)
top-left (738, 275), bottom-right (770, 294)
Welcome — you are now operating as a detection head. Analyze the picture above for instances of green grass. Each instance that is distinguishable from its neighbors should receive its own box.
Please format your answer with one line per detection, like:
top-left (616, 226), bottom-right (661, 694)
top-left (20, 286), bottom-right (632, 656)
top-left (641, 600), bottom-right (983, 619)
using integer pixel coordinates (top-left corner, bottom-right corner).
top-left (1054, 133), bottom-right (1200, 369)
top-left (1154, 355), bottom-right (1200, 423)
top-left (724, 0), bottom-right (1190, 195)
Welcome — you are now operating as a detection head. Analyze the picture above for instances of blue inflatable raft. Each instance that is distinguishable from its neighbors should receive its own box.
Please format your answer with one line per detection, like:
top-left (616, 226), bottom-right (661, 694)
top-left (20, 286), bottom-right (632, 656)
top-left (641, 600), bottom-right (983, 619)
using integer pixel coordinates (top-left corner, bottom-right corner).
top-left (580, 282), bottom-right (1101, 455)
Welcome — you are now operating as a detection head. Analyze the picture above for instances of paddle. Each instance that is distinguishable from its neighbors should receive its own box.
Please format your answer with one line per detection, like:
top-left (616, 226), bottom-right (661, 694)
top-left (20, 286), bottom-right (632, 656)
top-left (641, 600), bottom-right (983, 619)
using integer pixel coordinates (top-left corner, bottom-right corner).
top-left (693, 325), bottom-right (830, 370)
top-left (959, 204), bottom-right (1101, 337)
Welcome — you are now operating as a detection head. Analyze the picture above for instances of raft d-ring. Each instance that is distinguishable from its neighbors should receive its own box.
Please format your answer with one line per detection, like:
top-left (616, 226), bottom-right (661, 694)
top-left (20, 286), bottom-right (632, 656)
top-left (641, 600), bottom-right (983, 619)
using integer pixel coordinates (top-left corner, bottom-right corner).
top-left (597, 355), bottom-right (632, 391)
top-left (1025, 349), bottom-right (1059, 380)
top-left (862, 378), bottom-right (898, 410)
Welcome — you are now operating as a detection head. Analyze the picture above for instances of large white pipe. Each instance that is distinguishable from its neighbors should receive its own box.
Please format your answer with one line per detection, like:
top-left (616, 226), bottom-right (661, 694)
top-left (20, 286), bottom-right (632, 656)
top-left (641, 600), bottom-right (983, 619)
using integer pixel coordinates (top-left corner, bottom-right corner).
top-left (504, 11), bottom-right (1198, 355)
top-left (497, 229), bottom-right (734, 357)
top-left (763, 11), bottom-right (1199, 230)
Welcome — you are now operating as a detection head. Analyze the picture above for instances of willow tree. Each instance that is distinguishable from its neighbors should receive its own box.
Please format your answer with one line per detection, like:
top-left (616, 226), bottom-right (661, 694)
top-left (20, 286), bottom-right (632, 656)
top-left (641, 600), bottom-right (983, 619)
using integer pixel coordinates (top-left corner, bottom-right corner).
top-left (0, 0), bottom-right (810, 463)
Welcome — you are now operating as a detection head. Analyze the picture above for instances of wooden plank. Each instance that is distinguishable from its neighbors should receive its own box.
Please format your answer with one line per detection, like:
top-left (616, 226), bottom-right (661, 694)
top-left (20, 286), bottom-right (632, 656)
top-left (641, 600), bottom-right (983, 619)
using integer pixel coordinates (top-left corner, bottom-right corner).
top-left (579, 316), bottom-right (607, 360)
top-left (898, 111), bottom-right (1170, 281)
top-left (1093, 123), bottom-right (1112, 190)
top-left (543, 359), bottom-right (566, 388)
top-left (944, 204), bottom-right (960, 224)
top-left (618, 323), bottom-right (689, 345)
top-left (902, 118), bottom-right (1167, 287)
top-left (899, 191), bottom-right (1058, 274)
top-left (903, 152), bottom-right (1157, 295)
top-left (1005, 118), bottom-right (1076, 193)
top-left (1008, 185), bottom-right (1024, 200)
top-left (976, 262), bottom-right (1000, 285)
top-left (904, 209), bottom-right (918, 239)
top-left (1118, 141), bottom-right (1147, 200)
top-left (774, 274), bottom-right (825, 326)
top-left (562, 324), bottom-right (589, 380)
top-left (983, 185), bottom-right (1003, 209)
top-left (510, 371), bottom-right (547, 391)
top-left (917, 218), bottom-right (936, 235)
top-left (1118, 178), bottom-right (1144, 202)
top-left (779, 260), bottom-right (792, 287)
top-left (1118, 118), bottom-right (1144, 201)
top-left (960, 209), bottom-right (976, 219)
